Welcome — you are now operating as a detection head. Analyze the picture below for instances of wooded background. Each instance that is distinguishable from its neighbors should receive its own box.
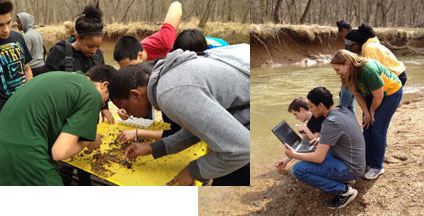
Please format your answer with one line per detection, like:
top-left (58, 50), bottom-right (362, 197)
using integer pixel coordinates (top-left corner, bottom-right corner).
top-left (9, 0), bottom-right (250, 25)
top-left (251, 0), bottom-right (424, 27)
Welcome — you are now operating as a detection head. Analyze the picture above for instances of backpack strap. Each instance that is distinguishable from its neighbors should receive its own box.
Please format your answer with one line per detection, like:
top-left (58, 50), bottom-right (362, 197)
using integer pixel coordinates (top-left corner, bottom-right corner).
top-left (91, 53), bottom-right (101, 66)
top-left (64, 41), bottom-right (74, 72)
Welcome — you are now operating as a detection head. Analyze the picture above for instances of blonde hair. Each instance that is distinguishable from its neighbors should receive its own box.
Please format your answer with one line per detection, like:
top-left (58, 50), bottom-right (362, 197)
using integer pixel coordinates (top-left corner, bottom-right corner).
top-left (63, 21), bottom-right (76, 36)
top-left (330, 49), bottom-right (368, 90)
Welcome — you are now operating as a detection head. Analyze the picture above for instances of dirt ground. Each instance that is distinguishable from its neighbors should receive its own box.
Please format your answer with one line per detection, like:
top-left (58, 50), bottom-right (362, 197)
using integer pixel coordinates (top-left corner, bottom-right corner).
top-left (199, 93), bottom-right (424, 216)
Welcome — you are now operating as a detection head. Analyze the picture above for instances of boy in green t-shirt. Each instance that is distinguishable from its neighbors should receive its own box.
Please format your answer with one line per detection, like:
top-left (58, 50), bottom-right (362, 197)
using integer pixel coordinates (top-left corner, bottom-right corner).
top-left (0, 65), bottom-right (115, 185)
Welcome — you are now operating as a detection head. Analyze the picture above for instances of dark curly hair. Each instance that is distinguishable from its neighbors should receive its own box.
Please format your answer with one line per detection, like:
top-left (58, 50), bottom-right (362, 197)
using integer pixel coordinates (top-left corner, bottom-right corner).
top-left (307, 87), bottom-right (334, 109)
top-left (109, 61), bottom-right (156, 99)
top-left (345, 23), bottom-right (375, 46)
top-left (75, 4), bottom-right (103, 38)
top-left (336, 20), bottom-right (352, 32)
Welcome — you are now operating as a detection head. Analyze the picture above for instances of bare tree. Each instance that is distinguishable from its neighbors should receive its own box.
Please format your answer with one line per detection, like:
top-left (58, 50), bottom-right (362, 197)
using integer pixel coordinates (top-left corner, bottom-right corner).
top-left (120, 0), bottom-right (137, 23)
top-left (185, 0), bottom-right (204, 20)
top-left (282, 0), bottom-right (296, 24)
top-left (380, 0), bottom-right (394, 27)
top-left (198, 0), bottom-right (216, 27)
top-left (273, 0), bottom-right (283, 23)
top-left (242, 2), bottom-right (251, 24)
top-left (299, 0), bottom-right (312, 24)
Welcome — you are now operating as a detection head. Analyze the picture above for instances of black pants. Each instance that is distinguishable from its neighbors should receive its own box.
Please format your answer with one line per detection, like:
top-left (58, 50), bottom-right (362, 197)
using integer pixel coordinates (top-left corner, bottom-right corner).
top-left (57, 162), bottom-right (91, 186)
top-left (212, 163), bottom-right (250, 186)
top-left (399, 71), bottom-right (407, 86)
top-left (31, 66), bottom-right (45, 77)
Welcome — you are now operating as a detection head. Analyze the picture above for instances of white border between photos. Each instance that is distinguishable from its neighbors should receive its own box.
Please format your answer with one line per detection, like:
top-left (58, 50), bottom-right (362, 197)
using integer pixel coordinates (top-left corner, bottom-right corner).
top-left (0, 186), bottom-right (198, 216)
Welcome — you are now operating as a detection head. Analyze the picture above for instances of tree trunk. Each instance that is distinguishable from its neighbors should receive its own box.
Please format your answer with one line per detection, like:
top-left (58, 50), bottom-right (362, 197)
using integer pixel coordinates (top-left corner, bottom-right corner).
top-left (120, 0), bottom-right (137, 23)
top-left (198, 0), bottom-right (216, 27)
top-left (242, 2), bottom-right (251, 24)
top-left (260, 0), bottom-right (266, 23)
top-left (273, 0), bottom-right (283, 23)
top-left (149, 0), bottom-right (154, 22)
top-left (282, 0), bottom-right (295, 24)
top-left (185, 0), bottom-right (203, 20)
top-left (374, 0), bottom-right (380, 26)
top-left (299, 0), bottom-right (312, 24)
top-left (380, 0), bottom-right (387, 27)
top-left (365, 0), bottom-right (373, 24)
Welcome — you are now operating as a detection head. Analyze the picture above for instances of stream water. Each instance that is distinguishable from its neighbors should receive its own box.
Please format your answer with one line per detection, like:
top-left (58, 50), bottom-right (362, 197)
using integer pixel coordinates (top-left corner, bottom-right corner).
top-left (199, 56), bottom-right (424, 214)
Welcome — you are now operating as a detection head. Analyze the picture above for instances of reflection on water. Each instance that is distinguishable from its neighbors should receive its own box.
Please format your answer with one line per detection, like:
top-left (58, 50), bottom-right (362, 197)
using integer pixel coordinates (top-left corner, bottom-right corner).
top-left (251, 56), bottom-right (424, 180)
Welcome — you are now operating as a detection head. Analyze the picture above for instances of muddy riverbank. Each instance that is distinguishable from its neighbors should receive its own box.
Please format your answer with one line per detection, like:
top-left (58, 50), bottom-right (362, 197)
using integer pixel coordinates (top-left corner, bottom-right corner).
top-left (251, 24), bottom-right (424, 68)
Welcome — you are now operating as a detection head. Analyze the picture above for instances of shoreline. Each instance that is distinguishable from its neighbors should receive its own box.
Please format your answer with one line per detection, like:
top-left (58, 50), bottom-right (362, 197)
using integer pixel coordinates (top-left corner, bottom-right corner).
top-left (251, 24), bottom-right (424, 68)
top-left (199, 92), bottom-right (424, 215)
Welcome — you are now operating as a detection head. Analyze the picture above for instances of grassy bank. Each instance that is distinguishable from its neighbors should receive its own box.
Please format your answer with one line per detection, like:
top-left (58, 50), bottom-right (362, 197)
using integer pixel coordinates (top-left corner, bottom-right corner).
top-left (251, 24), bottom-right (424, 68)
top-left (36, 20), bottom-right (249, 51)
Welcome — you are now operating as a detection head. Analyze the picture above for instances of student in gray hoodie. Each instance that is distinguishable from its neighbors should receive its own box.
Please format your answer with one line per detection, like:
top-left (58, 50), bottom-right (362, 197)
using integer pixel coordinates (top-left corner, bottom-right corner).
top-left (109, 44), bottom-right (250, 186)
top-left (16, 12), bottom-right (45, 76)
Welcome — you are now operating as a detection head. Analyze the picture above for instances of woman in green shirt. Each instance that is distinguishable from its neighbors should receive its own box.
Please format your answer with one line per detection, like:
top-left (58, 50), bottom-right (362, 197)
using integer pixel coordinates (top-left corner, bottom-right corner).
top-left (330, 49), bottom-right (403, 180)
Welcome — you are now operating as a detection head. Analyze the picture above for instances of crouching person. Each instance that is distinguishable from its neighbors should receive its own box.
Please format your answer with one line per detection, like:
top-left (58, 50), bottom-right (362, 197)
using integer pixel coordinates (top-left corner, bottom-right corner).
top-left (0, 65), bottom-right (115, 185)
top-left (285, 87), bottom-right (365, 209)
top-left (108, 44), bottom-right (250, 186)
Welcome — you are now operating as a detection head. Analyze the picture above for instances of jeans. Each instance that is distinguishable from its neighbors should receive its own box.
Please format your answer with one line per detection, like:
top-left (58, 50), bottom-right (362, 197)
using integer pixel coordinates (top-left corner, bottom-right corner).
top-left (293, 151), bottom-right (356, 194)
top-left (339, 85), bottom-right (355, 115)
top-left (364, 87), bottom-right (403, 169)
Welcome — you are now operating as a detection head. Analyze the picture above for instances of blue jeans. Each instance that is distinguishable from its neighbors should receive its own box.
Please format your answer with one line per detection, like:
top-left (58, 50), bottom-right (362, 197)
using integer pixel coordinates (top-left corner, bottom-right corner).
top-left (339, 85), bottom-right (355, 115)
top-left (364, 87), bottom-right (403, 169)
top-left (293, 151), bottom-right (356, 194)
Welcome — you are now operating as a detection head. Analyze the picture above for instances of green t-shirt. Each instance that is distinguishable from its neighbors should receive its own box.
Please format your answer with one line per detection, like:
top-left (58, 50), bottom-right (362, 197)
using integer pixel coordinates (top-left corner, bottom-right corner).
top-left (0, 72), bottom-right (102, 185)
top-left (357, 59), bottom-right (402, 96)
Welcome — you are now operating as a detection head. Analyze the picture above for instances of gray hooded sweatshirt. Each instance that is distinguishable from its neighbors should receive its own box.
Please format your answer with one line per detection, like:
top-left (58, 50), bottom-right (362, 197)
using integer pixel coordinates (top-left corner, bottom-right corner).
top-left (17, 12), bottom-right (44, 68)
top-left (147, 44), bottom-right (250, 182)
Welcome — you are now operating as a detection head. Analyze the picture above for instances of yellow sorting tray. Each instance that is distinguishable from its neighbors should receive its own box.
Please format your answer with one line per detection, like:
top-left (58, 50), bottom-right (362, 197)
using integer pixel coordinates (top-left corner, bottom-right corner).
top-left (62, 119), bottom-right (208, 186)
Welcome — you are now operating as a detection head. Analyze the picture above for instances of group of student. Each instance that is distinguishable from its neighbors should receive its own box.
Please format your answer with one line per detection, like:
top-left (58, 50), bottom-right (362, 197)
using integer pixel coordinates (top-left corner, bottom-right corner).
top-left (276, 20), bottom-right (405, 209)
top-left (0, 0), bottom-right (250, 186)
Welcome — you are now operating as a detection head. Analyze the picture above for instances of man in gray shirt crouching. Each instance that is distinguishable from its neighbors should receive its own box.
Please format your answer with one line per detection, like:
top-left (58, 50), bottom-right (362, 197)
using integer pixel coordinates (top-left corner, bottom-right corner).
top-left (284, 87), bottom-right (365, 209)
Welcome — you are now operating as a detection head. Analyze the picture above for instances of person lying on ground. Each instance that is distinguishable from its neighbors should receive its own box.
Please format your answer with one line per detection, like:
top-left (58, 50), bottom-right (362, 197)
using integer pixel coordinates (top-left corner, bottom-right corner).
top-left (275, 97), bottom-right (324, 168)
top-left (285, 87), bottom-right (365, 209)
top-left (107, 44), bottom-right (250, 186)
top-left (0, 65), bottom-right (115, 185)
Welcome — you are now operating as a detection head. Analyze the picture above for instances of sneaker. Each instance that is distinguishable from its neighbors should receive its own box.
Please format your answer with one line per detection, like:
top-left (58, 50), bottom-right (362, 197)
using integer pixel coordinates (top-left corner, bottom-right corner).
top-left (326, 186), bottom-right (358, 209)
top-left (364, 168), bottom-right (384, 180)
